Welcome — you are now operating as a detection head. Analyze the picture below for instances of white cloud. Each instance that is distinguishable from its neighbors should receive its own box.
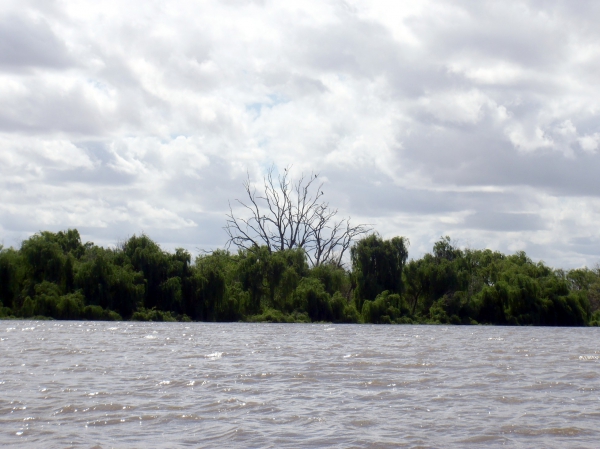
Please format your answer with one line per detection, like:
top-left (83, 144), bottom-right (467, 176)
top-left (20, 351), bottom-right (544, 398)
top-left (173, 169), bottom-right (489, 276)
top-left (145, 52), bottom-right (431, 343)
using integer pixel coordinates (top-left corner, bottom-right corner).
top-left (505, 124), bottom-right (554, 152)
top-left (0, 0), bottom-right (599, 267)
top-left (0, 135), bottom-right (94, 170)
top-left (448, 60), bottom-right (528, 86)
top-left (579, 133), bottom-right (600, 153)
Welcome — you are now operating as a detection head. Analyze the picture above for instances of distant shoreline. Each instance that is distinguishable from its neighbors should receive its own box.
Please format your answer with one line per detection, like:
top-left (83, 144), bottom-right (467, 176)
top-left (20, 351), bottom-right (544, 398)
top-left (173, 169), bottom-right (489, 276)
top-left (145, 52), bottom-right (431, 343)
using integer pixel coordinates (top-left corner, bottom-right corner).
top-left (1, 229), bottom-right (598, 326)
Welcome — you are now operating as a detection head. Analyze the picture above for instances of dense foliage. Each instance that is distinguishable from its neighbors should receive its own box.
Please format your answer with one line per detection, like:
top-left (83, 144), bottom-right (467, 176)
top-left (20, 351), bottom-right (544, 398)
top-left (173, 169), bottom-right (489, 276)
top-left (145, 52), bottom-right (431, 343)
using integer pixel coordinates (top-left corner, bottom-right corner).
top-left (1, 230), bottom-right (599, 325)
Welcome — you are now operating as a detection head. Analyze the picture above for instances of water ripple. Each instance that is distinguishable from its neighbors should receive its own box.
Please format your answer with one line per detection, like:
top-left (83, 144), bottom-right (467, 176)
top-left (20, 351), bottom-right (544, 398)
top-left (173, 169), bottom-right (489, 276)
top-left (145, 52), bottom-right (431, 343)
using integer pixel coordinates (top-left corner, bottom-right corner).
top-left (1, 321), bottom-right (599, 448)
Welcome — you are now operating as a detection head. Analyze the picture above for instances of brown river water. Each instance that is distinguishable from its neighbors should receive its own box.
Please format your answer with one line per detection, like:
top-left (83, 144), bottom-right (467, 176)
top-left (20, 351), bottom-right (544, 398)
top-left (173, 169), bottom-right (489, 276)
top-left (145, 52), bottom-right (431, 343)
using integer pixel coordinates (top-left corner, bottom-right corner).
top-left (1, 321), bottom-right (599, 448)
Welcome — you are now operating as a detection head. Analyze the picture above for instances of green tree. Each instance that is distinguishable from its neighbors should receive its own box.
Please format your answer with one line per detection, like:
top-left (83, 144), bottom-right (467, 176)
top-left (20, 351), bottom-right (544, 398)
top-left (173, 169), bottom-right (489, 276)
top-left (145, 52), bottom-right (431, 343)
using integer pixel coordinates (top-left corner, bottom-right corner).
top-left (403, 259), bottom-right (428, 315)
top-left (351, 234), bottom-right (409, 310)
top-left (293, 278), bottom-right (332, 322)
top-left (20, 233), bottom-right (66, 287)
top-left (0, 247), bottom-right (22, 310)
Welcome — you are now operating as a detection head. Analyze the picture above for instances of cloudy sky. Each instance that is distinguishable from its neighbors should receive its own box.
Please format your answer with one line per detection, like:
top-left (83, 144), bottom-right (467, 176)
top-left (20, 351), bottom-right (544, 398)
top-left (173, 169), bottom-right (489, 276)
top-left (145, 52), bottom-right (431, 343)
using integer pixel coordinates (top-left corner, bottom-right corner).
top-left (1, 0), bottom-right (600, 268)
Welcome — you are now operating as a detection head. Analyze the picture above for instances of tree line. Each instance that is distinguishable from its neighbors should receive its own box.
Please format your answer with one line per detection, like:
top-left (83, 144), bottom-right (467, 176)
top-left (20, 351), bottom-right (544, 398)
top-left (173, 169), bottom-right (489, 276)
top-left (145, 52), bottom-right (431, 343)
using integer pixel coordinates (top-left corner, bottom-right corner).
top-left (1, 229), bottom-right (599, 325)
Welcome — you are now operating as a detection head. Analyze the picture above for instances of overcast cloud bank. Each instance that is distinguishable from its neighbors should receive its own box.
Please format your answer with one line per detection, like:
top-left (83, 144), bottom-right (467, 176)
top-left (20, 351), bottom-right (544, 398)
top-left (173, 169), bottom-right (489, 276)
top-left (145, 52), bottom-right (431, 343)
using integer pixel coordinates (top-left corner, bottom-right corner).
top-left (1, 0), bottom-right (600, 267)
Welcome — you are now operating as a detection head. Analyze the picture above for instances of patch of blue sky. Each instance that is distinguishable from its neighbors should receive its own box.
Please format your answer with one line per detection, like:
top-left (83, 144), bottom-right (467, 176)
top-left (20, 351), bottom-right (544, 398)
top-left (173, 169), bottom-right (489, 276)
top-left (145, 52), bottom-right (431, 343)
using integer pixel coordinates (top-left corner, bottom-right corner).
top-left (256, 137), bottom-right (270, 148)
top-left (258, 160), bottom-right (278, 174)
top-left (246, 102), bottom-right (264, 116)
top-left (245, 93), bottom-right (290, 118)
top-left (168, 134), bottom-right (189, 141)
top-left (87, 78), bottom-right (111, 93)
top-left (267, 93), bottom-right (289, 106)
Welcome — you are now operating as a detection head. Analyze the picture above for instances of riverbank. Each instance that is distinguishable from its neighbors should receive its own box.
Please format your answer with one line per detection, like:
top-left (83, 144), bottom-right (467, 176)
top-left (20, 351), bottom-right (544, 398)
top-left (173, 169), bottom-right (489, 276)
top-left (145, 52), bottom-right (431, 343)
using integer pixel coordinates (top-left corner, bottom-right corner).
top-left (1, 229), bottom-right (599, 326)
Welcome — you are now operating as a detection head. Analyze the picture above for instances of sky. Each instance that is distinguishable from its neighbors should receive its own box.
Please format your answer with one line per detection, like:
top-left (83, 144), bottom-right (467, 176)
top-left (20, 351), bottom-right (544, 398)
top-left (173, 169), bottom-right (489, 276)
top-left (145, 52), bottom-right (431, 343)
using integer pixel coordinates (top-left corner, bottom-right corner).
top-left (1, 0), bottom-right (600, 268)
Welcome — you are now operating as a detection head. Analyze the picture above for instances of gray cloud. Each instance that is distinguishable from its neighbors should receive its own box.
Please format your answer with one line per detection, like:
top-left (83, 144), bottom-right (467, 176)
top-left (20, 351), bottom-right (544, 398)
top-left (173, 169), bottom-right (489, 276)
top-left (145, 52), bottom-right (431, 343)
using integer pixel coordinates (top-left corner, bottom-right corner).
top-left (0, 0), bottom-right (599, 268)
top-left (461, 212), bottom-right (545, 232)
top-left (0, 13), bottom-right (72, 70)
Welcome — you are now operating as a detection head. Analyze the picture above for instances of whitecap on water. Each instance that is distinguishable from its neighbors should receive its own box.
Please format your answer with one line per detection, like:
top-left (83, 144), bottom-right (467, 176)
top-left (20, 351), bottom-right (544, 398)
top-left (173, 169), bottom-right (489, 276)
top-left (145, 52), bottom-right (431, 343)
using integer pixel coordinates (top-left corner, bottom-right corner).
top-left (144, 335), bottom-right (157, 339)
top-left (205, 352), bottom-right (223, 360)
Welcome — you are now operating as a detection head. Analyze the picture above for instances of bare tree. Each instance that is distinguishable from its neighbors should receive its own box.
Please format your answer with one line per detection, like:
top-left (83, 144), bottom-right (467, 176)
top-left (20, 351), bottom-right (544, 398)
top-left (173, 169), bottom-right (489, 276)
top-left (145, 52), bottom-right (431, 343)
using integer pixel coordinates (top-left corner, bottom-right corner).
top-left (224, 166), bottom-right (371, 266)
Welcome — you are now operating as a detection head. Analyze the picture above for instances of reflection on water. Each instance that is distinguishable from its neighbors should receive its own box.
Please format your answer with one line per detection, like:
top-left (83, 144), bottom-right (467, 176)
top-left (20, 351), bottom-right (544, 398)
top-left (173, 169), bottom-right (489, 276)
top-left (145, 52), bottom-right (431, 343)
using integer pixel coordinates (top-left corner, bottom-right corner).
top-left (1, 321), bottom-right (599, 448)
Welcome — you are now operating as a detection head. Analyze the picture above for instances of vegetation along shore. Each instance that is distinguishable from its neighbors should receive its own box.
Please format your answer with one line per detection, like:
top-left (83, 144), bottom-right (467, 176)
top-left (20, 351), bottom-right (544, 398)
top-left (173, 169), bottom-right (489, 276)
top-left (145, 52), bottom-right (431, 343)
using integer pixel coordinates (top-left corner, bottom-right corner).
top-left (1, 229), bottom-right (598, 326)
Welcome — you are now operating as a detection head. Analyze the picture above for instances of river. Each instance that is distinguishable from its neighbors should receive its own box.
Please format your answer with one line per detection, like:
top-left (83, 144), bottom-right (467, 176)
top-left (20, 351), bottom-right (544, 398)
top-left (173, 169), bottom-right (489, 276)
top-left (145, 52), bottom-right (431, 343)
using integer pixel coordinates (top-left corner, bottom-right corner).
top-left (1, 321), bottom-right (599, 448)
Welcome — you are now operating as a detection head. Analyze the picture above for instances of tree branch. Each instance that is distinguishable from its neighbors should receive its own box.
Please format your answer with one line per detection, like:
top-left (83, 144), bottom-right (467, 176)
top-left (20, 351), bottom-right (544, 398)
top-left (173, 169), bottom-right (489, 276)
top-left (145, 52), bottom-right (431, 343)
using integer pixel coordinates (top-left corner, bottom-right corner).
top-left (224, 165), bottom-right (372, 266)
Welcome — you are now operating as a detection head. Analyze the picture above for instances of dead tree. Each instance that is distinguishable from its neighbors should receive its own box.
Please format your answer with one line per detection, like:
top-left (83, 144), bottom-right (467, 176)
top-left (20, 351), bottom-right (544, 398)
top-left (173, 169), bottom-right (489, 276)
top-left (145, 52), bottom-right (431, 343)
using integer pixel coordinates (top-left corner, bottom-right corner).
top-left (224, 166), bottom-right (371, 266)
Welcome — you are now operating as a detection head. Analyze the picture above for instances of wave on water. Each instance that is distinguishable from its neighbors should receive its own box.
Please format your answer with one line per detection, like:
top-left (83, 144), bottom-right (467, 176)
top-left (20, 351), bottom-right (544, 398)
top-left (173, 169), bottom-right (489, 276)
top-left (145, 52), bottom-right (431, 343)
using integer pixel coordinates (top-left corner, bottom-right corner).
top-left (1, 322), bottom-right (599, 448)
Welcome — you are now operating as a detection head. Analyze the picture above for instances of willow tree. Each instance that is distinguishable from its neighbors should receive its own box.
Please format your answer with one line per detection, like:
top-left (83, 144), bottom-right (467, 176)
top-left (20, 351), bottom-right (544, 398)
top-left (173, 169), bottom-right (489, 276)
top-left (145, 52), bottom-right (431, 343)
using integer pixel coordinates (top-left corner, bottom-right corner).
top-left (225, 166), bottom-right (370, 267)
top-left (351, 234), bottom-right (410, 309)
